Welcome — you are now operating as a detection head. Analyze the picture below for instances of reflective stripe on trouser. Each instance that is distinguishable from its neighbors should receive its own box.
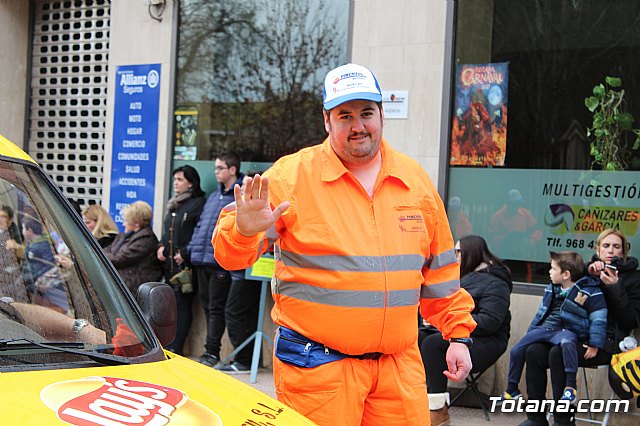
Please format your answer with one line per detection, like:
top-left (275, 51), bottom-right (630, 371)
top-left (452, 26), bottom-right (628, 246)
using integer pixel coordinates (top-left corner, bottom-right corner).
top-left (273, 343), bottom-right (429, 426)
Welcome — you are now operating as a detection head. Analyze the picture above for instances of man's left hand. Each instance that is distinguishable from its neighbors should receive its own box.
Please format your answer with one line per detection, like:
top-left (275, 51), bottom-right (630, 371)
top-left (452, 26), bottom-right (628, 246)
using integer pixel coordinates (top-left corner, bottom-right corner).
top-left (443, 342), bottom-right (472, 382)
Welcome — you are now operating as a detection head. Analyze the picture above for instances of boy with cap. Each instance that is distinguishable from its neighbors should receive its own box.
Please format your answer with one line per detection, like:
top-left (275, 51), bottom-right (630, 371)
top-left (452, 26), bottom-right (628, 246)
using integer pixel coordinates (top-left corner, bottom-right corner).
top-left (212, 63), bottom-right (476, 425)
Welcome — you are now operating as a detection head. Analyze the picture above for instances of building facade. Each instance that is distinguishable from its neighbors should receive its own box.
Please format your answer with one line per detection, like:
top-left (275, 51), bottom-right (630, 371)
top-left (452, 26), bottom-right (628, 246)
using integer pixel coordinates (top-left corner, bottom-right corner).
top-left (2, 2), bottom-right (639, 419)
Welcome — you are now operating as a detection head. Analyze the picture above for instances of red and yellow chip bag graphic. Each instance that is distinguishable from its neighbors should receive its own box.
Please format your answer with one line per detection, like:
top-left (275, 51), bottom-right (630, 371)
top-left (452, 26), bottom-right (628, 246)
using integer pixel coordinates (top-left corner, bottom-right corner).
top-left (40, 376), bottom-right (222, 425)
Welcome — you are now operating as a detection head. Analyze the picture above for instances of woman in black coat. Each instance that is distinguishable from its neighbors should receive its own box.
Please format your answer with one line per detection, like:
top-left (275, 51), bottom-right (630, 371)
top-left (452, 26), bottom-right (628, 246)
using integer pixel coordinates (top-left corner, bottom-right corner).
top-left (521, 228), bottom-right (640, 426)
top-left (156, 165), bottom-right (205, 355)
top-left (105, 201), bottom-right (162, 294)
top-left (421, 234), bottom-right (512, 426)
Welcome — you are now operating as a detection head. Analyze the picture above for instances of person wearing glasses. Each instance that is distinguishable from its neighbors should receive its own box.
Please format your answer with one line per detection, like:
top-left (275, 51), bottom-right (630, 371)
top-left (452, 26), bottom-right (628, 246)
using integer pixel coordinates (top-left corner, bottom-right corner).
top-left (187, 152), bottom-right (246, 368)
top-left (420, 235), bottom-right (512, 426)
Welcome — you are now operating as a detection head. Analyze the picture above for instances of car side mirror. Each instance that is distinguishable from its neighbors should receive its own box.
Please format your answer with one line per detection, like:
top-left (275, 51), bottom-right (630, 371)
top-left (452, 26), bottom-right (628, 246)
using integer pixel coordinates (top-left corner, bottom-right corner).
top-left (136, 282), bottom-right (176, 347)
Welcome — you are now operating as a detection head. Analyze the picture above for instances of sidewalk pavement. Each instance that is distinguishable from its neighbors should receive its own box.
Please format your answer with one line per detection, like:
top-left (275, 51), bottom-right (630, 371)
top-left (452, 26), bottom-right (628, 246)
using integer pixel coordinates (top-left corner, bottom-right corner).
top-left (231, 367), bottom-right (528, 425)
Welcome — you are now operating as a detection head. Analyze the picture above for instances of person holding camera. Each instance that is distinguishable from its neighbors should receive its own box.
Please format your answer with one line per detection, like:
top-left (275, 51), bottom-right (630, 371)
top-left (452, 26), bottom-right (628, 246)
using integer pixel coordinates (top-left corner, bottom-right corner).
top-left (156, 166), bottom-right (205, 355)
top-left (502, 251), bottom-right (607, 408)
top-left (519, 228), bottom-right (640, 426)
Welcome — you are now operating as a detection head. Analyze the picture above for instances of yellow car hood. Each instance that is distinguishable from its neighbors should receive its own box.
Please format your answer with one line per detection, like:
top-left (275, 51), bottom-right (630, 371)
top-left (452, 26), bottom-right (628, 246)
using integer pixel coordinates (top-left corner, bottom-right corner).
top-left (0, 352), bottom-right (315, 425)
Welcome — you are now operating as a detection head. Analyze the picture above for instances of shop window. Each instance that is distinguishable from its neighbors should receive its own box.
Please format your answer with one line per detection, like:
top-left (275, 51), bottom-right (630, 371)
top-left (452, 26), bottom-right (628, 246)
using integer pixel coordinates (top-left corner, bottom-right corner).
top-left (174, 0), bottom-right (349, 170)
top-left (448, 0), bottom-right (640, 283)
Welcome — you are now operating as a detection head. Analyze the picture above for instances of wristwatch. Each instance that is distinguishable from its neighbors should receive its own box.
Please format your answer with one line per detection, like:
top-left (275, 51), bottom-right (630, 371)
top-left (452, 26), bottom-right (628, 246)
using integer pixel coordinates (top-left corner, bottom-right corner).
top-left (449, 337), bottom-right (473, 348)
top-left (72, 319), bottom-right (89, 335)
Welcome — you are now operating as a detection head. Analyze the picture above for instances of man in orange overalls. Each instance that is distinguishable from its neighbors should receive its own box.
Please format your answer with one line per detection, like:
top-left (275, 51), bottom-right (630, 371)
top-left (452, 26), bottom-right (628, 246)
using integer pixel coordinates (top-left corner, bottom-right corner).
top-left (213, 63), bottom-right (476, 425)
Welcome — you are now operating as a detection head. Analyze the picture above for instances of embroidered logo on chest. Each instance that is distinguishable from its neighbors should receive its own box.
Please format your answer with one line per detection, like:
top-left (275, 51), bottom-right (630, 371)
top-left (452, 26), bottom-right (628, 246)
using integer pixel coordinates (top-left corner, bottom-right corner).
top-left (398, 215), bottom-right (425, 233)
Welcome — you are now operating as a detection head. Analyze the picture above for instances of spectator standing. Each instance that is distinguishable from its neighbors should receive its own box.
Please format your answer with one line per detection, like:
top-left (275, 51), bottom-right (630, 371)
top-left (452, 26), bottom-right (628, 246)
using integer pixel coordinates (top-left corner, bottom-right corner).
top-left (0, 205), bottom-right (24, 302)
top-left (18, 219), bottom-right (68, 313)
top-left (81, 204), bottom-right (119, 249)
top-left (20, 219), bottom-right (55, 284)
top-left (187, 152), bottom-right (244, 368)
top-left (212, 63), bottom-right (476, 425)
top-left (0, 205), bottom-right (22, 244)
top-left (104, 201), bottom-right (162, 295)
top-left (157, 165), bottom-right (205, 355)
top-left (216, 172), bottom-right (262, 374)
top-left (420, 235), bottom-right (512, 426)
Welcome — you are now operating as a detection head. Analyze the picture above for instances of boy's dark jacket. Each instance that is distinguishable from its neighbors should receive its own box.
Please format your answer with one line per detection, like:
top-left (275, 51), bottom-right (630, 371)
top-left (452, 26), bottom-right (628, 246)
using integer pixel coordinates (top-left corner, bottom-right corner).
top-left (529, 275), bottom-right (607, 349)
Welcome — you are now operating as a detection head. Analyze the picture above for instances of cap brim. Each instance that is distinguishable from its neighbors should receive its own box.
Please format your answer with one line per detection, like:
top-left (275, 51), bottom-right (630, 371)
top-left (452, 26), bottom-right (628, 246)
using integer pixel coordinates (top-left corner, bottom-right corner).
top-left (324, 92), bottom-right (382, 110)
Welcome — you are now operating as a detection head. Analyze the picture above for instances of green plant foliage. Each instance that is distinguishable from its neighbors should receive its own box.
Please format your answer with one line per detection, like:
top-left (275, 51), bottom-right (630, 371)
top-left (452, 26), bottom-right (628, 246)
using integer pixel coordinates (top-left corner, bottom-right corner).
top-left (584, 76), bottom-right (640, 171)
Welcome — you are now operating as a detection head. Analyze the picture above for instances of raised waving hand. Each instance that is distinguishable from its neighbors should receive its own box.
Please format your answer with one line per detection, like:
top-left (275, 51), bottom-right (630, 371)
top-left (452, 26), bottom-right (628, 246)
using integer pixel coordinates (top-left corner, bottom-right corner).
top-left (234, 174), bottom-right (290, 237)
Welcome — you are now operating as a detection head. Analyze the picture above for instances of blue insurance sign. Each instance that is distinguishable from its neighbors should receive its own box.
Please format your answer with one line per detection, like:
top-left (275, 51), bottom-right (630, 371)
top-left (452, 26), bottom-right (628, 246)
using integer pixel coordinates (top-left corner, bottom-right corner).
top-left (109, 64), bottom-right (161, 229)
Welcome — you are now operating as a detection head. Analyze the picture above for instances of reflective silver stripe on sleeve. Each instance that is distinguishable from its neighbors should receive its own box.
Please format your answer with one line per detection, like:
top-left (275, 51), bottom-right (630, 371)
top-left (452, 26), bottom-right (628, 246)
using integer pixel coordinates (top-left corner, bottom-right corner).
top-left (280, 250), bottom-right (425, 272)
top-left (274, 279), bottom-right (420, 308)
top-left (256, 239), bottom-right (268, 261)
top-left (266, 225), bottom-right (278, 246)
top-left (423, 249), bottom-right (457, 270)
top-left (420, 280), bottom-right (461, 299)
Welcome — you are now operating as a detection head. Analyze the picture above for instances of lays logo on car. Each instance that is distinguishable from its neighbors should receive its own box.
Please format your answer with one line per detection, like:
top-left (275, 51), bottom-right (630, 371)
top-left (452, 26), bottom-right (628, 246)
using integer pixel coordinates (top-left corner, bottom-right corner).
top-left (40, 376), bottom-right (222, 425)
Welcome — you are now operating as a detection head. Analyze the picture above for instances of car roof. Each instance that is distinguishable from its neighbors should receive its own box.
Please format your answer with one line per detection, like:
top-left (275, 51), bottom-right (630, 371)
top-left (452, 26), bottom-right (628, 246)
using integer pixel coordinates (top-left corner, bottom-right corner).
top-left (0, 134), bottom-right (37, 163)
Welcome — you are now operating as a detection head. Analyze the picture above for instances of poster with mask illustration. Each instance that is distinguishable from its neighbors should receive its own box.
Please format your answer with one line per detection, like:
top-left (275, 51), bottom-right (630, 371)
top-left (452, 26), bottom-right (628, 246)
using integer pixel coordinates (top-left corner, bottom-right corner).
top-left (450, 62), bottom-right (509, 167)
top-left (173, 106), bottom-right (198, 161)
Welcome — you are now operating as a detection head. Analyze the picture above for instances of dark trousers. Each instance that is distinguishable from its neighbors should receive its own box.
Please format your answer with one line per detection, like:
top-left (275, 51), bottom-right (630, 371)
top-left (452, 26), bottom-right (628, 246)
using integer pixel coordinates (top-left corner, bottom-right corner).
top-left (524, 342), bottom-right (612, 424)
top-left (196, 266), bottom-right (231, 357)
top-left (508, 327), bottom-right (578, 389)
top-left (168, 286), bottom-right (195, 355)
top-left (419, 328), bottom-right (506, 393)
top-left (225, 278), bottom-right (261, 366)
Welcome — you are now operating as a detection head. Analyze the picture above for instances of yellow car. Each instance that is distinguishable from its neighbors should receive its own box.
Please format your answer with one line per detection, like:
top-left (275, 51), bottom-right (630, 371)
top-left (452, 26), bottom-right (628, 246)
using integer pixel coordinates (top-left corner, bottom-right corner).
top-left (0, 134), bottom-right (315, 425)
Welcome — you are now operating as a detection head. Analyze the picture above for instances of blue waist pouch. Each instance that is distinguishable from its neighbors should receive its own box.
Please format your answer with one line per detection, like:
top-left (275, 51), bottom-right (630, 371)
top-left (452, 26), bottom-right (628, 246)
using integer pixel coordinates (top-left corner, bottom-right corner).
top-left (275, 326), bottom-right (346, 368)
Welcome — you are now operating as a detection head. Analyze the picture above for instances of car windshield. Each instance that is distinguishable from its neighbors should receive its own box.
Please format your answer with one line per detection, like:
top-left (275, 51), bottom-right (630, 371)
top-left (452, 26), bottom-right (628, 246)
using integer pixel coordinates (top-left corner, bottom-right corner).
top-left (0, 158), bottom-right (160, 370)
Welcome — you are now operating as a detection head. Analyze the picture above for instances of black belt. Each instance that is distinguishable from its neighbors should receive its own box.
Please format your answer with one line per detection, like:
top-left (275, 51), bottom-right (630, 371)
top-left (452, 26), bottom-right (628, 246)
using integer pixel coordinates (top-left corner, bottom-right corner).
top-left (346, 352), bottom-right (384, 360)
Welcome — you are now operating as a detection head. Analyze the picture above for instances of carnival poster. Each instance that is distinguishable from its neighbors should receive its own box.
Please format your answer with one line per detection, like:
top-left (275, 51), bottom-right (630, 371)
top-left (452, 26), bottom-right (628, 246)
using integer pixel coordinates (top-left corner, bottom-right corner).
top-left (450, 62), bottom-right (509, 167)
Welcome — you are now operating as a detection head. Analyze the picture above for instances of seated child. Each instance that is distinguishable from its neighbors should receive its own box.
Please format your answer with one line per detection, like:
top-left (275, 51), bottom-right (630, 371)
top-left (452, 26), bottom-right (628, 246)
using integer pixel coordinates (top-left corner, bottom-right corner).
top-left (502, 251), bottom-right (607, 402)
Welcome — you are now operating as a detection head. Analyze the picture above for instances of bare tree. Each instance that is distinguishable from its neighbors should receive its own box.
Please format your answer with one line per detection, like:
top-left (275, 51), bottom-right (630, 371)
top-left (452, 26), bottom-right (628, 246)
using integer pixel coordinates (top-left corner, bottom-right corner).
top-left (176, 0), bottom-right (348, 161)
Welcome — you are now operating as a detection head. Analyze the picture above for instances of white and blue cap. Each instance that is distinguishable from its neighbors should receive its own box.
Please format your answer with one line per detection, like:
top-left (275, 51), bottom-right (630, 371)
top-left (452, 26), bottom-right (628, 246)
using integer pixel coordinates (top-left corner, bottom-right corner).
top-left (323, 63), bottom-right (382, 110)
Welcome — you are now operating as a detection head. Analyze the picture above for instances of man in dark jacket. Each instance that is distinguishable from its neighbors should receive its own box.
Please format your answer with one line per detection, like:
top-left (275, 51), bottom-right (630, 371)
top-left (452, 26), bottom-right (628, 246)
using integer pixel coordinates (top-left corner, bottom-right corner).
top-left (187, 152), bottom-right (259, 371)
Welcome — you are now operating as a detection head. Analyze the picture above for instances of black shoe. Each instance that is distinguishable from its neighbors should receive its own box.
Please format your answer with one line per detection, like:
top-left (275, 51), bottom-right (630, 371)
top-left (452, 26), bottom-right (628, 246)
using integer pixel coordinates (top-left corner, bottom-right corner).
top-left (518, 416), bottom-right (549, 426)
top-left (198, 352), bottom-right (220, 368)
top-left (216, 361), bottom-right (251, 374)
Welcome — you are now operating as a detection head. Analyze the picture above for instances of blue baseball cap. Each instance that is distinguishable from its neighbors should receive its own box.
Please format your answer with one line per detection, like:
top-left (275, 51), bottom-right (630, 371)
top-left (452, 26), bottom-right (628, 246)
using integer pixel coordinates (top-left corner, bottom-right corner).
top-left (323, 63), bottom-right (382, 110)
